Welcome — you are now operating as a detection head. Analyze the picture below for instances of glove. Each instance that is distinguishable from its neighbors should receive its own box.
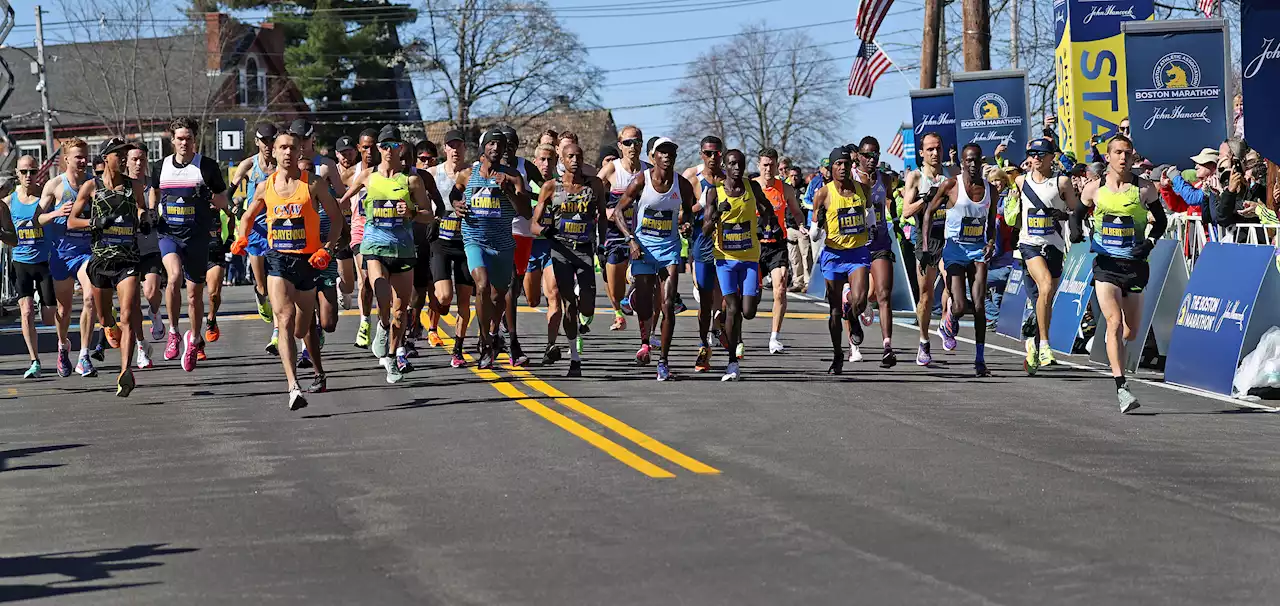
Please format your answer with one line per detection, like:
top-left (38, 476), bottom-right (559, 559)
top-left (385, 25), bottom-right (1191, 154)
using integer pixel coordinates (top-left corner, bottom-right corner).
top-left (541, 225), bottom-right (559, 238)
top-left (138, 216), bottom-right (152, 235)
top-left (90, 215), bottom-right (108, 231)
top-left (230, 236), bottom-right (250, 256)
top-left (718, 201), bottom-right (732, 214)
top-left (1132, 238), bottom-right (1155, 260)
top-left (1051, 208), bottom-right (1070, 222)
top-left (1068, 227), bottom-right (1084, 244)
top-left (308, 248), bottom-right (333, 270)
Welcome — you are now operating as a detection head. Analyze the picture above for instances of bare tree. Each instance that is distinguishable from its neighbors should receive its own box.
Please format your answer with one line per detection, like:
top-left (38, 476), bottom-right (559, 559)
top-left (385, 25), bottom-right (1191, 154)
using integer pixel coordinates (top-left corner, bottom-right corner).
top-left (671, 24), bottom-right (842, 167)
top-left (413, 0), bottom-right (602, 131)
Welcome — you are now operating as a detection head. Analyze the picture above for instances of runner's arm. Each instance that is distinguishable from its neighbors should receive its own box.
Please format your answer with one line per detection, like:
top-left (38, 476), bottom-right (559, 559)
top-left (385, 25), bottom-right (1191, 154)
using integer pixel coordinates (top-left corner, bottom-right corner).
top-left (338, 169), bottom-right (368, 207)
top-left (613, 172), bottom-right (645, 240)
top-left (238, 188), bottom-right (267, 242)
top-left (312, 180), bottom-right (344, 250)
top-left (531, 181), bottom-right (553, 237)
top-left (808, 186), bottom-right (827, 242)
top-left (508, 170), bottom-right (532, 219)
top-left (921, 178), bottom-right (952, 251)
top-left (1069, 182), bottom-right (1096, 243)
top-left (0, 196), bottom-right (16, 246)
top-left (451, 168), bottom-right (471, 216)
top-left (592, 177), bottom-right (609, 246)
top-left (783, 182), bottom-right (807, 234)
top-left (900, 171), bottom-right (925, 217)
top-left (228, 157), bottom-right (253, 195)
top-left (1059, 175), bottom-right (1080, 212)
top-left (67, 180), bottom-right (95, 230)
top-left (320, 160), bottom-right (347, 199)
top-left (750, 181), bottom-right (775, 229)
top-left (702, 186), bottom-right (720, 238)
top-left (407, 174), bottom-right (436, 225)
top-left (36, 180), bottom-right (69, 226)
top-left (1142, 180), bottom-right (1167, 241)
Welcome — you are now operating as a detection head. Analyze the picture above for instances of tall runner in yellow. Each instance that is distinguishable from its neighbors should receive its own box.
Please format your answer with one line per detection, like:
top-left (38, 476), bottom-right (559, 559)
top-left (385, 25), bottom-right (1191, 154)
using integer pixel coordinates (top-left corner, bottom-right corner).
top-left (233, 130), bottom-right (344, 410)
top-left (702, 149), bottom-right (776, 382)
top-left (809, 147), bottom-right (874, 375)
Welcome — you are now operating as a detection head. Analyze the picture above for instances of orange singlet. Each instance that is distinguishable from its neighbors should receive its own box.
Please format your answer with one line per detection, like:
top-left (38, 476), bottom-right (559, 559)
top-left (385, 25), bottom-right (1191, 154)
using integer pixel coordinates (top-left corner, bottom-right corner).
top-left (264, 171), bottom-right (321, 254)
top-left (759, 178), bottom-right (788, 244)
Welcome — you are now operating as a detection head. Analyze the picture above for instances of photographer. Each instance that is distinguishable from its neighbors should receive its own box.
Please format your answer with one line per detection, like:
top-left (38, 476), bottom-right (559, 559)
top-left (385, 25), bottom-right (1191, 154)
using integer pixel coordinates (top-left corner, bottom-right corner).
top-left (1216, 145), bottom-right (1270, 240)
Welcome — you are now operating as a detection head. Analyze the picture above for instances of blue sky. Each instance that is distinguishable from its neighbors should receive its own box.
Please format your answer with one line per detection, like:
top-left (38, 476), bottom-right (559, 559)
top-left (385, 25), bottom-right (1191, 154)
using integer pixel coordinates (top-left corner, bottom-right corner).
top-left (4, 0), bottom-right (926, 168)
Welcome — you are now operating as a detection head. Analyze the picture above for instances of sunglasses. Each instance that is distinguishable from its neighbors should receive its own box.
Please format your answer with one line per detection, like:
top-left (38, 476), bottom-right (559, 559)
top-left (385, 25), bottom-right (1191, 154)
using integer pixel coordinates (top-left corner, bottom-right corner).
top-left (1026, 151), bottom-right (1050, 158)
top-left (378, 142), bottom-right (402, 150)
top-left (859, 151), bottom-right (880, 159)
top-left (620, 138), bottom-right (641, 147)
top-left (701, 149), bottom-right (722, 158)
top-left (17, 169), bottom-right (37, 175)
top-left (418, 155), bottom-right (433, 162)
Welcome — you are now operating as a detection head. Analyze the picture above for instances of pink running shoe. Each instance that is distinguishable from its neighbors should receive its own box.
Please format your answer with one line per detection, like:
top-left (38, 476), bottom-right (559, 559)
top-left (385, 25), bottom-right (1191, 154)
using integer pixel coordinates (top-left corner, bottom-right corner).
top-left (164, 331), bottom-right (180, 361)
top-left (181, 330), bottom-right (198, 372)
top-left (634, 343), bottom-right (651, 366)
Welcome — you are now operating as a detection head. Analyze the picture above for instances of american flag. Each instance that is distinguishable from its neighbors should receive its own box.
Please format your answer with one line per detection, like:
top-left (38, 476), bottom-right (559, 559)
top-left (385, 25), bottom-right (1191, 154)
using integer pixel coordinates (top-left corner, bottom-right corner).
top-left (887, 130), bottom-right (905, 159)
top-left (1198, 0), bottom-right (1216, 17)
top-left (848, 41), bottom-right (892, 98)
top-left (856, 0), bottom-right (895, 41)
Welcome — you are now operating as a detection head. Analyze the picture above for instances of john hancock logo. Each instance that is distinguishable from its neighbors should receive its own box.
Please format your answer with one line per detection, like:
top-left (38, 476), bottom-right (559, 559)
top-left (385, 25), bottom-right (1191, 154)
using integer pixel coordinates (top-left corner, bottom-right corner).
top-left (959, 92), bottom-right (1023, 144)
top-left (1134, 52), bottom-right (1220, 129)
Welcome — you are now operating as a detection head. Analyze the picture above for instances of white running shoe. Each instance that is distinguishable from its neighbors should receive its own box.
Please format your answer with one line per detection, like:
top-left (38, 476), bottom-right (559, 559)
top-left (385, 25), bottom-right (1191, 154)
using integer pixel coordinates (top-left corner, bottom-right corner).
top-left (288, 389), bottom-right (308, 411)
top-left (136, 341), bottom-right (154, 369)
top-left (768, 338), bottom-right (784, 354)
top-left (848, 344), bottom-right (863, 362)
top-left (721, 361), bottom-right (740, 382)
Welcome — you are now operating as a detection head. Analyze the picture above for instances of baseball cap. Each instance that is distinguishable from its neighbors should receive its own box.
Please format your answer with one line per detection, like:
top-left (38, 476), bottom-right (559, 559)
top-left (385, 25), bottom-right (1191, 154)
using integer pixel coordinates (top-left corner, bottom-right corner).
top-left (255, 122), bottom-right (278, 141)
top-left (100, 137), bottom-right (138, 157)
top-left (650, 137), bottom-right (677, 154)
top-left (334, 136), bottom-right (355, 153)
top-left (479, 127), bottom-right (505, 149)
top-left (288, 118), bottom-right (314, 139)
top-left (499, 125), bottom-right (519, 147)
top-left (1026, 138), bottom-right (1055, 155)
top-left (377, 124), bottom-right (402, 143)
top-left (1190, 147), bottom-right (1219, 166)
top-left (828, 147), bottom-right (852, 166)
top-left (819, 157), bottom-right (831, 168)
top-left (443, 129), bottom-right (464, 144)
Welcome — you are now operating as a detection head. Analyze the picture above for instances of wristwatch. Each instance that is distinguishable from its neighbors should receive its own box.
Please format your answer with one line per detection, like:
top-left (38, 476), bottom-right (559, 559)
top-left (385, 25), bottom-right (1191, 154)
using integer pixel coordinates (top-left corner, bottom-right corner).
top-left (624, 234), bottom-right (635, 243)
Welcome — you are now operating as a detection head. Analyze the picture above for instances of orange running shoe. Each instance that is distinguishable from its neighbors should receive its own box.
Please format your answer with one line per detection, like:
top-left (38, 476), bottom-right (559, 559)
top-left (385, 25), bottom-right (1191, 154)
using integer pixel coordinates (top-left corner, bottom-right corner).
top-left (104, 325), bottom-right (122, 349)
top-left (204, 318), bottom-right (221, 343)
top-left (195, 341), bottom-right (207, 361)
top-left (427, 329), bottom-right (444, 347)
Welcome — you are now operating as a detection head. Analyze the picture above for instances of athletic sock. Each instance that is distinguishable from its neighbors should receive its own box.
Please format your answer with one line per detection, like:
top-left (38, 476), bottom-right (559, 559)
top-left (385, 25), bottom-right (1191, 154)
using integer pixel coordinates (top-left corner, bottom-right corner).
top-left (975, 345), bottom-right (985, 364)
top-left (919, 337), bottom-right (929, 345)
top-left (614, 310), bottom-right (624, 318)
top-left (1114, 375), bottom-right (1127, 390)
top-left (770, 331), bottom-right (779, 341)
top-left (570, 348), bottom-right (581, 362)
top-left (396, 346), bottom-right (406, 357)
top-left (883, 337), bottom-right (892, 348)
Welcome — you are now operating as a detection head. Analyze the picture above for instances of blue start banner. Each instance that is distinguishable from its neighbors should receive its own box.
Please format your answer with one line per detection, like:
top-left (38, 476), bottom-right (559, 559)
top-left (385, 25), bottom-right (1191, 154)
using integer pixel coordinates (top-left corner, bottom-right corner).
top-left (996, 260), bottom-right (1031, 339)
top-left (909, 88), bottom-right (958, 162)
top-left (951, 70), bottom-right (1030, 158)
top-left (1049, 242), bottom-right (1097, 354)
top-left (1166, 243), bottom-right (1276, 395)
top-left (1122, 19), bottom-right (1230, 168)
top-left (1242, 0), bottom-right (1280, 162)
top-left (900, 124), bottom-right (918, 171)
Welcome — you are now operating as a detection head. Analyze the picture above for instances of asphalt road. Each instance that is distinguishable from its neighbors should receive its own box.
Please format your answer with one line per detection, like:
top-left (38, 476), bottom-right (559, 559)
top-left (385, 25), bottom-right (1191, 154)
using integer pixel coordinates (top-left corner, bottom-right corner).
top-left (3, 278), bottom-right (1280, 605)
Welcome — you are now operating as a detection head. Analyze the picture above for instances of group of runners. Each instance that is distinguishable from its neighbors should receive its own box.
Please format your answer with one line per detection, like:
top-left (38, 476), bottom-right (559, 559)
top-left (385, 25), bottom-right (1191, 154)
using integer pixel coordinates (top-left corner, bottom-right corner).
top-left (2, 118), bottom-right (1162, 413)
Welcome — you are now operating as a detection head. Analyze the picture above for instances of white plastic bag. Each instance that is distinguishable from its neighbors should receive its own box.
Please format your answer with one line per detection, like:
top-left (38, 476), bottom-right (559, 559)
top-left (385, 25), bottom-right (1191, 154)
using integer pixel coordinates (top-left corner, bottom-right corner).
top-left (1234, 326), bottom-right (1280, 396)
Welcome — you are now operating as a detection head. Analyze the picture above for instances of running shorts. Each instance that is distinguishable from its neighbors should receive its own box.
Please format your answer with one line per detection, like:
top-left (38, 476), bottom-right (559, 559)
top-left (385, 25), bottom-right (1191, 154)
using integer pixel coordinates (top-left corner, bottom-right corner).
top-left (207, 241), bottom-right (229, 271)
top-left (317, 259), bottom-right (339, 290)
top-left (529, 238), bottom-right (553, 272)
top-left (464, 242), bottom-right (515, 289)
top-left (159, 234), bottom-right (211, 284)
top-left (363, 254), bottom-right (415, 275)
top-left (87, 257), bottom-right (140, 290)
top-left (914, 236), bottom-right (944, 270)
top-left (430, 239), bottom-right (476, 288)
top-left (550, 240), bottom-right (597, 303)
top-left (513, 234), bottom-right (534, 276)
top-left (942, 239), bottom-right (986, 268)
top-left (13, 261), bottom-right (56, 302)
top-left (1019, 243), bottom-right (1065, 279)
top-left (716, 258), bottom-right (760, 297)
top-left (1093, 255), bottom-right (1149, 295)
top-left (334, 243), bottom-right (354, 261)
top-left (247, 221), bottom-right (270, 257)
top-left (631, 242), bottom-right (681, 276)
top-left (603, 241), bottom-right (631, 266)
top-left (266, 250), bottom-right (318, 291)
top-left (760, 241), bottom-right (789, 274)
top-left (137, 253), bottom-right (164, 277)
top-left (871, 248), bottom-right (897, 264)
top-left (49, 250), bottom-right (91, 282)
top-left (944, 259), bottom-right (985, 278)
top-left (819, 246), bottom-right (871, 282)
top-left (694, 260), bottom-right (718, 291)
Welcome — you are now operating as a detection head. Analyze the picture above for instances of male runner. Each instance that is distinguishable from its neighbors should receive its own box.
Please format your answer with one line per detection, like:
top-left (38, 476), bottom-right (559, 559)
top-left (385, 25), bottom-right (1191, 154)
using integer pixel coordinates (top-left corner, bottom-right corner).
top-left (853, 136), bottom-right (899, 366)
top-left (150, 117), bottom-right (231, 372)
top-left (900, 132), bottom-right (953, 366)
top-left (682, 136), bottom-right (727, 371)
top-left (522, 142), bottom-right (556, 356)
top-left (1016, 137), bottom-right (1078, 374)
top-left (233, 129), bottom-right (342, 409)
top-left (810, 147), bottom-right (873, 374)
top-left (69, 138), bottom-right (148, 396)
top-left (500, 124), bottom-right (538, 367)
top-left (614, 137), bottom-right (695, 380)
top-left (38, 139), bottom-right (97, 377)
top-left (341, 125), bottom-right (437, 382)
top-left (350, 128), bottom-right (379, 348)
top-left (334, 135), bottom-right (361, 309)
top-left (753, 147), bottom-right (807, 355)
top-left (703, 149), bottom-right (775, 381)
top-left (597, 126), bottom-right (650, 332)
top-left (1070, 134), bottom-right (1165, 413)
top-left (453, 128), bottom-right (531, 369)
top-left (533, 142), bottom-right (608, 377)
top-left (199, 191), bottom-right (235, 360)
top-left (228, 122), bottom-right (278, 326)
top-left (4, 156), bottom-right (41, 378)
top-left (296, 150), bottom-right (344, 370)
top-left (924, 143), bottom-right (1000, 377)
top-left (130, 146), bottom-right (166, 347)
top-left (426, 129), bottom-right (474, 367)
top-left (416, 140), bottom-right (437, 170)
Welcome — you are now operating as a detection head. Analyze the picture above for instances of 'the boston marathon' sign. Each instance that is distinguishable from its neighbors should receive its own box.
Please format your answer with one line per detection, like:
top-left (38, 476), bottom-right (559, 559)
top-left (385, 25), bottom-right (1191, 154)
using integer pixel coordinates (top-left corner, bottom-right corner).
top-left (1242, 0), bottom-right (1280, 162)
top-left (1122, 19), bottom-right (1230, 167)
top-left (909, 88), bottom-right (958, 162)
top-left (951, 70), bottom-right (1030, 158)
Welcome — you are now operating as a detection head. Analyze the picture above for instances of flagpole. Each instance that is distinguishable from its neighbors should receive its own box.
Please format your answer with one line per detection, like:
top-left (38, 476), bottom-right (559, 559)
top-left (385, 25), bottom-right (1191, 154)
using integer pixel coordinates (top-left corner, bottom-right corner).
top-left (876, 38), bottom-right (916, 90)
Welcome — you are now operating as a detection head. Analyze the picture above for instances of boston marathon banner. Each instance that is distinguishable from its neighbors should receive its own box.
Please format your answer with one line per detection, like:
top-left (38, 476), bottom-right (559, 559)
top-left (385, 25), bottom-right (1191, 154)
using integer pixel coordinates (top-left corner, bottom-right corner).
top-left (1122, 19), bottom-right (1230, 168)
top-left (909, 88), bottom-right (958, 161)
top-left (900, 124), bottom-right (917, 171)
top-left (1053, 0), bottom-right (1153, 162)
top-left (1242, 0), bottom-right (1280, 162)
top-left (951, 70), bottom-right (1029, 158)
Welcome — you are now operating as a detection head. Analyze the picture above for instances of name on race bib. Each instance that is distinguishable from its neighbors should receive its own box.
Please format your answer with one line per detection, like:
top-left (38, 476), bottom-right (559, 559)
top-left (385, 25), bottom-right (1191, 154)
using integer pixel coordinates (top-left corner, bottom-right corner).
top-left (102, 222), bottom-right (135, 247)
top-left (370, 199), bottom-right (406, 229)
top-left (557, 215), bottom-right (591, 242)
top-left (16, 221), bottom-right (42, 246)
top-left (1026, 210), bottom-right (1055, 237)
top-left (438, 216), bottom-right (460, 240)
top-left (270, 219), bottom-right (309, 251)
top-left (163, 196), bottom-right (195, 225)
top-left (639, 209), bottom-right (674, 238)
top-left (959, 216), bottom-right (985, 243)
top-left (836, 206), bottom-right (867, 236)
top-left (469, 189), bottom-right (502, 219)
top-left (931, 206), bottom-right (947, 226)
top-left (721, 221), bottom-right (753, 251)
top-left (1100, 214), bottom-right (1136, 248)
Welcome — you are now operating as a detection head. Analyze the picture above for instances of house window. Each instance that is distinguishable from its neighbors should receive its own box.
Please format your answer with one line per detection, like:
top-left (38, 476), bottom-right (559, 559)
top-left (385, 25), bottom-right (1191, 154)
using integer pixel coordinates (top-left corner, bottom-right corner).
top-left (145, 136), bottom-right (164, 163)
top-left (241, 57), bottom-right (265, 107)
top-left (17, 143), bottom-right (45, 164)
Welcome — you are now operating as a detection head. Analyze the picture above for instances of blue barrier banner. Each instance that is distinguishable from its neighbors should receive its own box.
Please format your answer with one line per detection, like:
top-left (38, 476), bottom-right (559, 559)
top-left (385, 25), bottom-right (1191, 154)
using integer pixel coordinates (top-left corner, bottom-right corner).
top-left (1242, 0), bottom-right (1280, 162)
top-left (996, 260), bottom-right (1030, 338)
top-left (900, 124), bottom-right (918, 171)
top-left (1166, 243), bottom-right (1275, 395)
top-left (1049, 242), bottom-right (1097, 354)
top-left (1122, 20), bottom-right (1229, 168)
top-left (952, 70), bottom-right (1030, 159)
top-left (910, 88), bottom-right (958, 161)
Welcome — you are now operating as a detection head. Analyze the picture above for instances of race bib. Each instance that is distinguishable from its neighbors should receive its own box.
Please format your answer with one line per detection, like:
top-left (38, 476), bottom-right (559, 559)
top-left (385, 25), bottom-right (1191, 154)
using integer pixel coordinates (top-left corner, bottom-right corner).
top-left (1026, 209), bottom-right (1055, 237)
top-left (369, 199), bottom-right (405, 230)
top-left (469, 188), bottom-right (503, 219)
top-left (959, 216), bottom-right (985, 244)
top-left (162, 194), bottom-right (195, 226)
top-left (438, 215), bottom-right (461, 240)
top-left (639, 208), bottom-right (674, 238)
top-left (721, 221), bottom-right (753, 251)
top-left (836, 206), bottom-right (867, 237)
top-left (557, 214), bottom-right (591, 243)
top-left (101, 218), bottom-right (135, 248)
top-left (269, 218), bottom-right (308, 251)
top-left (16, 219), bottom-right (42, 247)
top-left (930, 206), bottom-right (947, 228)
top-left (1100, 214), bottom-right (1136, 248)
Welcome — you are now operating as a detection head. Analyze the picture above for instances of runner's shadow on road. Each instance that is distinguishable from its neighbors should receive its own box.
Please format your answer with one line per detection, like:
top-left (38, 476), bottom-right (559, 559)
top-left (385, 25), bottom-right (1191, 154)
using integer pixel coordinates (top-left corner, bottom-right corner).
top-left (0, 543), bottom-right (196, 603)
top-left (0, 443), bottom-right (84, 473)
top-left (1128, 408), bottom-right (1277, 416)
top-left (298, 396), bottom-right (518, 419)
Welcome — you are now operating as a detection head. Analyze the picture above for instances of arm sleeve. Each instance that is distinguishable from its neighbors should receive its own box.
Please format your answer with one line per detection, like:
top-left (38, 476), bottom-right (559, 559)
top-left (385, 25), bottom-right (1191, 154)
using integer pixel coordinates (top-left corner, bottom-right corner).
top-left (1069, 202), bottom-right (1088, 241)
top-left (1147, 200), bottom-right (1167, 240)
top-left (201, 157), bottom-right (228, 195)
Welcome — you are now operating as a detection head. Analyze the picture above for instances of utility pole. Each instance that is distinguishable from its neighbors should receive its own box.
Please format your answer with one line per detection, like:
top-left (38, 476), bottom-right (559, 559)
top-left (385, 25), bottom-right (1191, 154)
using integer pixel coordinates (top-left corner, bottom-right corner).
top-left (939, 9), bottom-right (951, 86)
top-left (962, 0), bottom-right (991, 71)
top-left (920, 0), bottom-right (941, 88)
top-left (1010, 0), bottom-right (1019, 69)
top-left (34, 6), bottom-right (53, 157)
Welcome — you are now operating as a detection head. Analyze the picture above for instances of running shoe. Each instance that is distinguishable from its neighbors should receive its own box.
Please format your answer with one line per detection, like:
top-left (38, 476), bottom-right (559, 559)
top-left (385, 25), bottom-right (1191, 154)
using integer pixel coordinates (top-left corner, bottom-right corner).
top-left (656, 361), bottom-right (672, 381)
top-left (450, 350), bottom-right (465, 368)
top-left (355, 320), bottom-right (371, 348)
top-left (382, 357), bottom-right (403, 384)
top-left (116, 369), bottom-right (135, 398)
top-left (427, 329), bottom-right (444, 347)
top-left (649, 334), bottom-right (662, 349)
top-left (715, 327), bottom-right (730, 352)
top-left (828, 357), bottom-right (843, 375)
top-left (841, 283), bottom-right (852, 318)
top-left (939, 314), bottom-right (958, 351)
top-left (255, 290), bottom-right (272, 322)
top-left (620, 296), bottom-right (633, 315)
top-left (205, 318), bottom-right (221, 342)
top-left (371, 322), bottom-right (390, 358)
top-left (769, 338), bottom-right (784, 354)
top-left (634, 343), bottom-right (651, 366)
top-left (542, 346), bottom-right (562, 366)
top-left (1039, 344), bottom-right (1058, 367)
top-left (1024, 338), bottom-right (1040, 376)
top-left (407, 323), bottom-right (423, 341)
top-left (164, 331), bottom-right (180, 360)
top-left (298, 349), bottom-right (313, 369)
top-left (915, 342), bottom-right (933, 366)
top-left (848, 344), bottom-right (863, 362)
top-left (266, 329), bottom-right (280, 355)
top-left (91, 340), bottom-right (106, 361)
top-left (736, 342), bottom-right (745, 359)
top-left (339, 294), bottom-right (352, 311)
top-left (307, 373), bottom-right (327, 393)
top-left (850, 316), bottom-right (865, 346)
top-left (579, 313), bottom-right (593, 334)
top-left (975, 362), bottom-right (992, 378)
top-left (509, 345), bottom-right (529, 368)
top-left (104, 324), bottom-right (122, 349)
top-left (575, 336), bottom-right (585, 355)
top-left (289, 388), bottom-right (308, 411)
top-left (721, 361), bottom-right (741, 382)
top-left (880, 347), bottom-right (897, 368)
top-left (136, 342), bottom-right (154, 369)
top-left (404, 341), bottom-right (419, 359)
top-left (694, 346), bottom-right (712, 372)
top-left (477, 350), bottom-right (495, 370)
top-left (492, 332), bottom-right (507, 355)
top-left (692, 287), bottom-right (701, 304)
top-left (567, 359), bottom-right (583, 377)
top-left (196, 341), bottom-right (207, 362)
top-left (181, 331), bottom-right (198, 372)
top-left (149, 315), bottom-right (165, 342)
top-left (57, 346), bottom-right (72, 377)
top-left (1118, 385), bottom-right (1140, 413)
top-left (396, 354), bottom-right (414, 374)
top-left (673, 295), bottom-right (688, 315)
top-left (860, 310), bottom-right (874, 327)
top-left (609, 314), bottom-right (626, 331)
top-left (23, 360), bottom-right (40, 379)
top-left (76, 353), bottom-right (97, 377)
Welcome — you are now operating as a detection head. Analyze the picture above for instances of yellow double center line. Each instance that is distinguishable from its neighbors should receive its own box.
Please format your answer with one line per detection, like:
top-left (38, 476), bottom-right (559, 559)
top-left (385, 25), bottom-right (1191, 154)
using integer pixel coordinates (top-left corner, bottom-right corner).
top-left (435, 314), bottom-right (719, 479)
